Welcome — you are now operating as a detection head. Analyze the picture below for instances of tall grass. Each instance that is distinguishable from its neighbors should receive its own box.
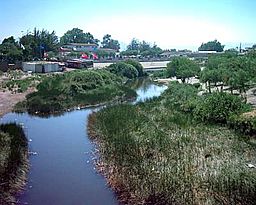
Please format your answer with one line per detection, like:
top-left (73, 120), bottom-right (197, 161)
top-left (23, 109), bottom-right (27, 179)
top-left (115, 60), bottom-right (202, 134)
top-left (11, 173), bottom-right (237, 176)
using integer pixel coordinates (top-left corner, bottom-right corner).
top-left (89, 85), bottom-right (256, 204)
top-left (0, 123), bottom-right (28, 204)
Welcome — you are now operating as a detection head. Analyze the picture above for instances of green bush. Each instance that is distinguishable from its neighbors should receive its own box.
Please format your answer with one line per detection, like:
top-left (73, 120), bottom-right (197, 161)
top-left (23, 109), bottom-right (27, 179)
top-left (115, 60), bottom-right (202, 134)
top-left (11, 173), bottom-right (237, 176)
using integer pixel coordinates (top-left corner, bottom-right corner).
top-left (228, 114), bottom-right (256, 135)
top-left (107, 62), bottom-right (138, 79)
top-left (125, 59), bottom-right (144, 77)
top-left (193, 92), bottom-right (246, 124)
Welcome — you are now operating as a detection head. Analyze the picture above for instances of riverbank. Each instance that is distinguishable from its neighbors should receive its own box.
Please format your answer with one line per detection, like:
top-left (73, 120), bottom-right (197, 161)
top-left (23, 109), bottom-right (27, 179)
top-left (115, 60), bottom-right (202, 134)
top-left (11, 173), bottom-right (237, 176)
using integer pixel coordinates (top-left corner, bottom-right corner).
top-left (0, 88), bottom-right (35, 117)
top-left (13, 69), bottom-right (137, 116)
top-left (0, 124), bottom-right (29, 205)
top-left (88, 83), bottom-right (256, 204)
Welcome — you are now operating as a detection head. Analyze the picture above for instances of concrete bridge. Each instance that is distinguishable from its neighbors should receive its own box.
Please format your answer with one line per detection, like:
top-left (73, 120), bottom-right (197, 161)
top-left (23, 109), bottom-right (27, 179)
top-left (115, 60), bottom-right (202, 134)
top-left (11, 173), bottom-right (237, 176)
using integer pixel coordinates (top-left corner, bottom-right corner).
top-left (94, 61), bottom-right (169, 71)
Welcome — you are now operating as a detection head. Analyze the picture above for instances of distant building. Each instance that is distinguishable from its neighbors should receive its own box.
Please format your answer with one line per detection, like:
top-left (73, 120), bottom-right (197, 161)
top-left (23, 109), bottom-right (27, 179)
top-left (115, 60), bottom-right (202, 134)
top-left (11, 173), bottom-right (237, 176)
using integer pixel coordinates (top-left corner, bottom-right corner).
top-left (61, 43), bottom-right (98, 52)
top-left (22, 61), bottom-right (62, 73)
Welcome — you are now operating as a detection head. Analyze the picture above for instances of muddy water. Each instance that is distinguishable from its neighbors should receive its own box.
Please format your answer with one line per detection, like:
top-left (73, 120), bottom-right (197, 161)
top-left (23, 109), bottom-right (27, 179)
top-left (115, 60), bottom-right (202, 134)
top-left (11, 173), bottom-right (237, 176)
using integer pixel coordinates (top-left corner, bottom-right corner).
top-left (1, 79), bottom-right (167, 205)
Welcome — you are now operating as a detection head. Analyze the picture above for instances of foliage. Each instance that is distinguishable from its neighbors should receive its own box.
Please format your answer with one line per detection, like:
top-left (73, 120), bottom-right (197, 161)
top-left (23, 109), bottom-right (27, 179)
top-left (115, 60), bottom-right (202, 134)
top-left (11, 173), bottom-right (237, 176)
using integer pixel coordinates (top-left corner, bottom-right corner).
top-left (90, 83), bottom-right (256, 204)
top-left (101, 34), bottom-right (120, 51)
top-left (123, 38), bottom-right (162, 57)
top-left (193, 92), bottom-right (246, 123)
top-left (124, 59), bottom-right (144, 77)
top-left (24, 70), bottom-right (136, 114)
top-left (20, 28), bottom-right (59, 60)
top-left (0, 36), bottom-right (23, 63)
top-left (0, 123), bottom-right (28, 205)
top-left (198, 39), bottom-right (224, 52)
top-left (107, 62), bottom-right (139, 79)
top-left (166, 57), bottom-right (200, 83)
top-left (95, 49), bottom-right (116, 58)
top-left (228, 113), bottom-right (256, 136)
top-left (60, 28), bottom-right (99, 45)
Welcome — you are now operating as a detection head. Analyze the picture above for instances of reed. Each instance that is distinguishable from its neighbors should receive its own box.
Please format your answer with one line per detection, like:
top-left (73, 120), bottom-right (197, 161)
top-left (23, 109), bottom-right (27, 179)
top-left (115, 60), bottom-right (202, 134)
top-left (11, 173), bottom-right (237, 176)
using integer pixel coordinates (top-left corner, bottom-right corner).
top-left (89, 84), bottom-right (256, 204)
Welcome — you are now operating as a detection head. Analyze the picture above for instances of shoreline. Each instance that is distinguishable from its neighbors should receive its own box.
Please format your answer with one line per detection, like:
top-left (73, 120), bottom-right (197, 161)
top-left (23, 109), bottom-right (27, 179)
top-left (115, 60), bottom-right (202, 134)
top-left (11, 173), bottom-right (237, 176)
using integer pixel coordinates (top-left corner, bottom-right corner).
top-left (87, 113), bottom-right (142, 204)
top-left (0, 124), bottom-right (29, 205)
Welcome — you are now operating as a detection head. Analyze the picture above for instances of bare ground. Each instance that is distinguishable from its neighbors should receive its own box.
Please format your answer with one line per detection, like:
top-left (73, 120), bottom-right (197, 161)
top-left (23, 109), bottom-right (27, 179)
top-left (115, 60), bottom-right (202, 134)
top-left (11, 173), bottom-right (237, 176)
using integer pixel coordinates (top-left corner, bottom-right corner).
top-left (0, 88), bottom-right (35, 117)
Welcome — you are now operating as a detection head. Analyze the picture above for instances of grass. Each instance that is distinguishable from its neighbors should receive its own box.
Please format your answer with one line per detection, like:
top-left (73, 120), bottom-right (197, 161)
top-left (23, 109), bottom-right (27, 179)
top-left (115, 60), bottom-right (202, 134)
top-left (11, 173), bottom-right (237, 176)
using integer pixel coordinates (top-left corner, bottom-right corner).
top-left (0, 123), bottom-right (28, 205)
top-left (89, 83), bottom-right (256, 204)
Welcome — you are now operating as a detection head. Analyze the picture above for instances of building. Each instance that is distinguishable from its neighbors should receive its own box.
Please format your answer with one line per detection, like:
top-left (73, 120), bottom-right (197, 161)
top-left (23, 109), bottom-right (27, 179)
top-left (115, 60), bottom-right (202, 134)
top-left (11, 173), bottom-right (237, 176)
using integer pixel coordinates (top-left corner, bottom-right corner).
top-left (22, 61), bottom-right (62, 73)
top-left (61, 43), bottom-right (98, 52)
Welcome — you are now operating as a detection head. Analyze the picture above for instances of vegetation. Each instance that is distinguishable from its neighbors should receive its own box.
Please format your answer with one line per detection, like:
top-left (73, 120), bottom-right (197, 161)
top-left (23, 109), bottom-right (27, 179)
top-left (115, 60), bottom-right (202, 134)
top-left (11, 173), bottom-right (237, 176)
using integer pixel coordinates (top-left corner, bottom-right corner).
top-left (107, 62), bottom-right (139, 79)
top-left (200, 54), bottom-right (256, 96)
top-left (20, 69), bottom-right (136, 114)
top-left (0, 70), bottom-right (45, 93)
top-left (89, 82), bottom-right (256, 205)
top-left (198, 39), bottom-right (224, 52)
top-left (121, 38), bottom-right (162, 58)
top-left (20, 28), bottom-right (59, 60)
top-left (0, 36), bottom-right (23, 63)
top-left (166, 57), bottom-right (200, 83)
top-left (0, 123), bottom-right (28, 205)
top-left (101, 34), bottom-right (120, 51)
top-left (60, 28), bottom-right (99, 45)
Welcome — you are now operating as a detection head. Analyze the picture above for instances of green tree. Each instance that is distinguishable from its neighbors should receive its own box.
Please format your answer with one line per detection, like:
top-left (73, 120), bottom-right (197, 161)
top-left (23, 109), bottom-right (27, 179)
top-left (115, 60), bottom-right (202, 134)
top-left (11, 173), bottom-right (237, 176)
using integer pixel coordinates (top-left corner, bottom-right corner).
top-left (60, 28), bottom-right (99, 45)
top-left (0, 36), bottom-right (23, 63)
top-left (20, 28), bottom-right (59, 59)
top-left (166, 57), bottom-right (200, 83)
top-left (101, 34), bottom-right (120, 51)
top-left (198, 40), bottom-right (224, 52)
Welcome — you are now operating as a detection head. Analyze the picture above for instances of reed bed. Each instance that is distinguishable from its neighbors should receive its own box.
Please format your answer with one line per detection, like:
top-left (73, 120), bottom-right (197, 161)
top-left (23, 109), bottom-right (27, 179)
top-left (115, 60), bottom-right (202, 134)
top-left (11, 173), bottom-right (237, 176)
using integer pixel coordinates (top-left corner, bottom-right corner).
top-left (89, 89), bottom-right (256, 204)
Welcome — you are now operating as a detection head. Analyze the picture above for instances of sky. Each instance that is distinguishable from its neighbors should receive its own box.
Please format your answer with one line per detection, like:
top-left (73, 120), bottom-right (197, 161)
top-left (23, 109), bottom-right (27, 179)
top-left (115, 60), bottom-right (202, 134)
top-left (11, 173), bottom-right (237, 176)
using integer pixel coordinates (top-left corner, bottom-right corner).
top-left (0, 0), bottom-right (255, 51)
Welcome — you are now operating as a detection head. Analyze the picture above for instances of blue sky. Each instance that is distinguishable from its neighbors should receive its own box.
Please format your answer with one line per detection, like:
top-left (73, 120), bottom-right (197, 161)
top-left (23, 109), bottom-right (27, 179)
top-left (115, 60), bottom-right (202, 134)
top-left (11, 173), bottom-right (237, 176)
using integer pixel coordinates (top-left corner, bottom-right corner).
top-left (0, 0), bottom-right (255, 50)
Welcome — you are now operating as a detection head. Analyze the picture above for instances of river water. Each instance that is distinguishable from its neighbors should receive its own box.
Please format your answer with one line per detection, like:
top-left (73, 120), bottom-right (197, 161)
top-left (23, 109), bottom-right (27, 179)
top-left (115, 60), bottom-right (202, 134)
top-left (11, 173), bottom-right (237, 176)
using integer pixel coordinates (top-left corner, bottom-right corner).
top-left (1, 79), bottom-right (167, 205)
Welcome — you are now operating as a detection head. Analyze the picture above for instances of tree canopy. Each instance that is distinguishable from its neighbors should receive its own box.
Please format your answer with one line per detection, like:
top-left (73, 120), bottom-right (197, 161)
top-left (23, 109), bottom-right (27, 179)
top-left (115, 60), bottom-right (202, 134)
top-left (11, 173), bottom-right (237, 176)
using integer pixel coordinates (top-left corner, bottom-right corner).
top-left (198, 40), bottom-right (224, 52)
top-left (166, 57), bottom-right (200, 83)
top-left (60, 28), bottom-right (99, 45)
top-left (0, 36), bottom-right (23, 63)
top-left (19, 28), bottom-right (59, 60)
top-left (101, 34), bottom-right (120, 51)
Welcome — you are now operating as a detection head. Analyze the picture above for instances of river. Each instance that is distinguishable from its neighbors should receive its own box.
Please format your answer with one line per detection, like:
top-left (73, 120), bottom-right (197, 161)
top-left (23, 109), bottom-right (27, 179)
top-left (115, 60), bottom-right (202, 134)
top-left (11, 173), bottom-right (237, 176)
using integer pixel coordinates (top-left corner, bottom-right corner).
top-left (1, 79), bottom-right (167, 205)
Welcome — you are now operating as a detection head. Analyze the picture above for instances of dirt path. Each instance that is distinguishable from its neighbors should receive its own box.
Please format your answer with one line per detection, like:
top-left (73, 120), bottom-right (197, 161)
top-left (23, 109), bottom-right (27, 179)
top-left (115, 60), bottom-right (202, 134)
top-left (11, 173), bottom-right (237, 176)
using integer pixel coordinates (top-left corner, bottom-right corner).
top-left (0, 88), bottom-right (35, 117)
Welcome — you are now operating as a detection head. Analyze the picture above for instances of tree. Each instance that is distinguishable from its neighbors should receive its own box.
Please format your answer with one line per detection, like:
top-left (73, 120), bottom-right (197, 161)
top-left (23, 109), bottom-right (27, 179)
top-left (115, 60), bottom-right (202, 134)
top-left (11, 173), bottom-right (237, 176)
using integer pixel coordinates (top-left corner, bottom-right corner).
top-left (198, 40), bottom-right (224, 52)
top-left (0, 36), bottom-right (23, 63)
top-left (166, 57), bottom-right (200, 83)
top-left (127, 38), bottom-right (140, 51)
top-left (20, 28), bottom-right (59, 59)
top-left (60, 28), bottom-right (98, 45)
top-left (101, 34), bottom-right (120, 51)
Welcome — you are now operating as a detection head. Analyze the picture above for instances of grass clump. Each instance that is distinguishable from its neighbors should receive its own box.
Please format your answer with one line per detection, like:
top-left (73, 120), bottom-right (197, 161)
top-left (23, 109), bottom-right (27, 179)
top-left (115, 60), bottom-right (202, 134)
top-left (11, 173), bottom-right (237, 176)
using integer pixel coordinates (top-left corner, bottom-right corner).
top-left (89, 82), bottom-right (256, 205)
top-left (0, 123), bottom-right (28, 205)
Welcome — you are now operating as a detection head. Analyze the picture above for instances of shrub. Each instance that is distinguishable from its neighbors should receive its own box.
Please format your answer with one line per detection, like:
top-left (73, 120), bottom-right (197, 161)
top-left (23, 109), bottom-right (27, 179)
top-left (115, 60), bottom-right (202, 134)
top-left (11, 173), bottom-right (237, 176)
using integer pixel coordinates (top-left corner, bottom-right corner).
top-left (107, 62), bottom-right (138, 79)
top-left (228, 113), bottom-right (256, 135)
top-left (193, 92), bottom-right (246, 124)
top-left (125, 59), bottom-right (144, 77)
